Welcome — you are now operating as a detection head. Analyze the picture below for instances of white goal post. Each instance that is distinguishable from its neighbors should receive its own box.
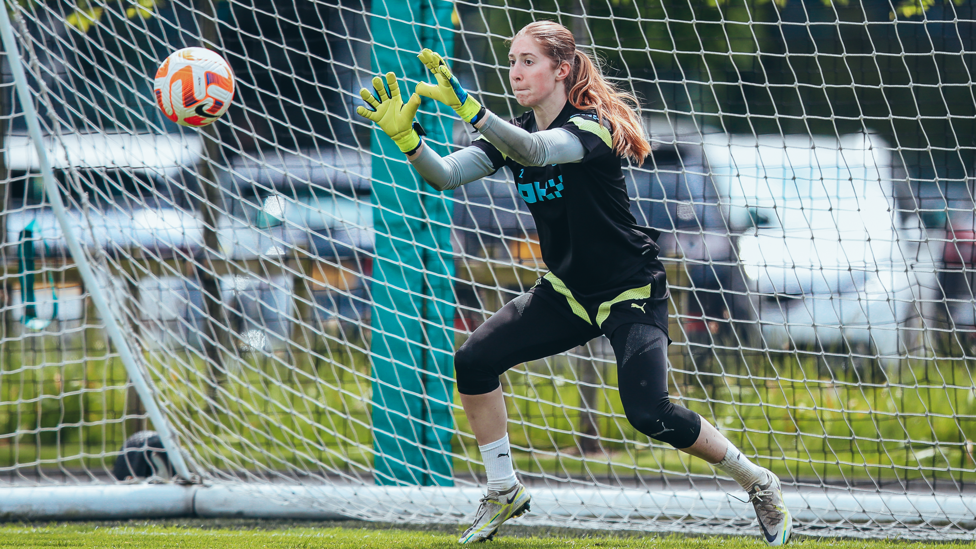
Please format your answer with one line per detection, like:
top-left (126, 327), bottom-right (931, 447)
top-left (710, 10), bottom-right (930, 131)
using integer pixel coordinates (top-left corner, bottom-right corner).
top-left (0, 0), bottom-right (973, 540)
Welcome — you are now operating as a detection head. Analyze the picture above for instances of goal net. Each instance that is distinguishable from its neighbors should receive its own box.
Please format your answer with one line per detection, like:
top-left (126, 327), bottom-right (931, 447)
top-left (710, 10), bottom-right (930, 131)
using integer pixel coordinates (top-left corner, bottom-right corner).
top-left (0, 0), bottom-right (974, 539)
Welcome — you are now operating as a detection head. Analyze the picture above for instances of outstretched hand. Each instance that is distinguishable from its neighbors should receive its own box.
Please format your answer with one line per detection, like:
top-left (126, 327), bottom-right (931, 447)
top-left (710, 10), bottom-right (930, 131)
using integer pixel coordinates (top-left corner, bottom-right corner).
top-left (416, 49), bottom-right (484, 125)
top-left (356, 72), bottom-right (422, 153)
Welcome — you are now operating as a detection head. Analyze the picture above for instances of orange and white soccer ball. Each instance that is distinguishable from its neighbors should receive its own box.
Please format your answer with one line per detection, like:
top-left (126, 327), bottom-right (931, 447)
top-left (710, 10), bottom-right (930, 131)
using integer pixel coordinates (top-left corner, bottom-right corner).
top-left (154, 47), bottom-right (235, 127)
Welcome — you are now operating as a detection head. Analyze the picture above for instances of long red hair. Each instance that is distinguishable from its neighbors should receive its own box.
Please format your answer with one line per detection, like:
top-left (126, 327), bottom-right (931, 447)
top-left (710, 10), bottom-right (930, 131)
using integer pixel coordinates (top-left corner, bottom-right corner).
top-left (512, 21), bottom-right (651, 166)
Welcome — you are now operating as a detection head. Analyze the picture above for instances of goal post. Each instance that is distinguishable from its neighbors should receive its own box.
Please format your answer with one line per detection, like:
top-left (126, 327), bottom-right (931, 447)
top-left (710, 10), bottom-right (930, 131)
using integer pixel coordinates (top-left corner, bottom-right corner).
top-left (0, 0), bottom-right (973, 540)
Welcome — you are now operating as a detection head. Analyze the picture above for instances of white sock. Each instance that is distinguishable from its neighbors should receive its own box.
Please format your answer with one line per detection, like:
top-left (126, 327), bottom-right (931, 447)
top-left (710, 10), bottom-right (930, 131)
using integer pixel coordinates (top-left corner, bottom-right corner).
top-left (715, 443), bottom-right (769, 490)
top-left (479, 434), bottom-right (518, 493)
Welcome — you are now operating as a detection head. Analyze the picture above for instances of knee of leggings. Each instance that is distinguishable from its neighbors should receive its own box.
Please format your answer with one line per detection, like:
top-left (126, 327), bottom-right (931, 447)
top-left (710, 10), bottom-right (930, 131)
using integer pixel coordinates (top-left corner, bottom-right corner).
top-left (454, 343), bottom-right (500, 395)
top-left (623, 397), bottom-right (700, 449)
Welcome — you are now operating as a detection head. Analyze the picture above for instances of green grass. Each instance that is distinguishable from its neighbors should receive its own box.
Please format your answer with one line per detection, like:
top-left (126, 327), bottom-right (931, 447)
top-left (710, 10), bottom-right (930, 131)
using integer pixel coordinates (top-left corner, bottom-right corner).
top-left (0, 521), bottom-right (972, 549)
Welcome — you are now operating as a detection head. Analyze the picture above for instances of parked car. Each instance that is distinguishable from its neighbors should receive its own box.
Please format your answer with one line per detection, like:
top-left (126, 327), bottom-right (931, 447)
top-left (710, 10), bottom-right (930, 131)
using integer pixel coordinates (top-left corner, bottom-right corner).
top-left (702, 132), bottom-right (940, 360)
top-left (224, 148), bottom-right (374, 338)
top-left (916, 180), bottom-right (976, 347)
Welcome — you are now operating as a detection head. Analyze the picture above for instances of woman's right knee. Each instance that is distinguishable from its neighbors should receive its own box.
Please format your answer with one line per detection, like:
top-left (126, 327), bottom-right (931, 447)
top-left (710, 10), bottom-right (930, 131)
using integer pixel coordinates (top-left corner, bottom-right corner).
top-left (454, 341), bottom-right (501, 395)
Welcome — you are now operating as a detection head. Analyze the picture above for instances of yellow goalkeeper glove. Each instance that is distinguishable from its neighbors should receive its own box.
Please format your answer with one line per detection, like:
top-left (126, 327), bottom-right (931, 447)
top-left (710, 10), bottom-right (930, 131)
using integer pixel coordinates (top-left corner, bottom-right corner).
top-left (416, 49), bottom-right (486, 125)
top-left (356, 72), bottom-right (423, 154)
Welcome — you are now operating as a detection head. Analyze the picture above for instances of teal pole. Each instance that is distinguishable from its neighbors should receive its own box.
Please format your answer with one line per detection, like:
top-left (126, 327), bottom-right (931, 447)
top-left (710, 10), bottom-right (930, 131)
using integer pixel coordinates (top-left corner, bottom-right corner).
top-left (368, 0), bottom-right (456, 487)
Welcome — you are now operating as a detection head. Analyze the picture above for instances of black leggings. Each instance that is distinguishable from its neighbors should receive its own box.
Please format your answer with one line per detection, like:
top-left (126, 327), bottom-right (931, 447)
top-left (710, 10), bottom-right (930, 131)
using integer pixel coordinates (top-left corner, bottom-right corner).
top-left (455, 286), bottom-right (702, 449)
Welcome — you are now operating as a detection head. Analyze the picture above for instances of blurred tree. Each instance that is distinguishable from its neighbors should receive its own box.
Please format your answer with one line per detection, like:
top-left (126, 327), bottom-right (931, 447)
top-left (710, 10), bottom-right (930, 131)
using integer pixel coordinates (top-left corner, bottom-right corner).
top-left (61, 0), bottom-right (159, 32)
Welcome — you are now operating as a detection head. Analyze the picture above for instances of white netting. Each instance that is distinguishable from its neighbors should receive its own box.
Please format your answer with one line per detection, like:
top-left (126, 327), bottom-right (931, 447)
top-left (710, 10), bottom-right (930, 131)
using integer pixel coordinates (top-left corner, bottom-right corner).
top-left (0, 0), bottom-right (974, 539)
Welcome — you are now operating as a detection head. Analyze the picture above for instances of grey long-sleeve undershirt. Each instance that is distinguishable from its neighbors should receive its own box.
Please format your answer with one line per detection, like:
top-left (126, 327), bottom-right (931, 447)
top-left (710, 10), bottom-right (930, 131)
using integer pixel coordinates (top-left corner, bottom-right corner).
top-left (409, 144), bottom-right (496, 192)
top-left (477, 110), bottom-right (585, 167)
top-left (409, 110), bottom-right (586, 192)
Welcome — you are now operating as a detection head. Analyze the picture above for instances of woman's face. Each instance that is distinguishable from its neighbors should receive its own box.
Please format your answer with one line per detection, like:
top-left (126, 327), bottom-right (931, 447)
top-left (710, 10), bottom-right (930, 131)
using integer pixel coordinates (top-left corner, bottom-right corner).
top-left (508, 35), bottom-right (569, 108)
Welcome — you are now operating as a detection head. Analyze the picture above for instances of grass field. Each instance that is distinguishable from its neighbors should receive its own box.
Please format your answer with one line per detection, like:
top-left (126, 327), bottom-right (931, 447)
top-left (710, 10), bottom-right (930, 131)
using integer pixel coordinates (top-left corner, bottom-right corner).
top-left (0, 520), bottom-right (973, 549)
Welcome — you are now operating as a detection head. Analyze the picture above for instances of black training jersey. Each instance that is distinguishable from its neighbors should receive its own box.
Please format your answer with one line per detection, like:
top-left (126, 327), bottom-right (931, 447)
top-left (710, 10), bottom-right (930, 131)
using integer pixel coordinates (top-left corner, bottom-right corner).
top-left (471, 102), bottom-right (665, 302)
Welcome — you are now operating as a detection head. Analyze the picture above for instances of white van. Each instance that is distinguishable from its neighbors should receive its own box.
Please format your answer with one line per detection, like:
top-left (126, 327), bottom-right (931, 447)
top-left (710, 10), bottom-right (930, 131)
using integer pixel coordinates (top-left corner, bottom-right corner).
top-left (703, 133), bottom-right (939, 359)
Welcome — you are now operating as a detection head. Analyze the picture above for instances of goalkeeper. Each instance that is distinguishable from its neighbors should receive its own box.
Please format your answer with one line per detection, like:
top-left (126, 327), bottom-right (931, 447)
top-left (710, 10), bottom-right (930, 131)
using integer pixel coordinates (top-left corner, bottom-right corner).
top-left (357, 20), bottom-right (792, 546)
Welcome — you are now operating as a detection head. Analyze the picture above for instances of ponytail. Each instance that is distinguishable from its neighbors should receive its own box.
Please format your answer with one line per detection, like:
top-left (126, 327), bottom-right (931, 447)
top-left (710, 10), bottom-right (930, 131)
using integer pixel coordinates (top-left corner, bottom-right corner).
top-left (513, 21), bottom-right (651, 166)
top-left (567, 50), bottom-right (651, 166)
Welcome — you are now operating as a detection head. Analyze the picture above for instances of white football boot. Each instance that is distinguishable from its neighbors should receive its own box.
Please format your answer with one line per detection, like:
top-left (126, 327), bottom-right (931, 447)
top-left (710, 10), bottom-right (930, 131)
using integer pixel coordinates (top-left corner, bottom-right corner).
top-left (748, 470), bottom-right (793, 546)
top-left (458, 482), bottom-right (531, 543)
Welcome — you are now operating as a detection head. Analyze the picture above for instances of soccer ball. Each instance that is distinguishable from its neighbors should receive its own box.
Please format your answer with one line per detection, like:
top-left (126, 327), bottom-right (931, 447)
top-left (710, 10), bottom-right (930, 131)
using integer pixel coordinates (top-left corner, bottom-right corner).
top-left (154, 47), bottom-right (235, 128)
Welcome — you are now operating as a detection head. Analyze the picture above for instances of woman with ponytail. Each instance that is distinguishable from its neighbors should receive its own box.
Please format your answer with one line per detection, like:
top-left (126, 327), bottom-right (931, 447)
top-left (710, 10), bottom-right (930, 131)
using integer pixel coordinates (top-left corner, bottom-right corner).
top-left (357, 20), bottom-right (791, 546)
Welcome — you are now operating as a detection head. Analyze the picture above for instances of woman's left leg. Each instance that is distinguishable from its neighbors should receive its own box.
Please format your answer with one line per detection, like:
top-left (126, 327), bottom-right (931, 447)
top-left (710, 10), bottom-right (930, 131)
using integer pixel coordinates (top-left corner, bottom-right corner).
top-left (608, 322), bottom-right (793, 546)
top-left (607, 323), bottom-right (703, 449)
